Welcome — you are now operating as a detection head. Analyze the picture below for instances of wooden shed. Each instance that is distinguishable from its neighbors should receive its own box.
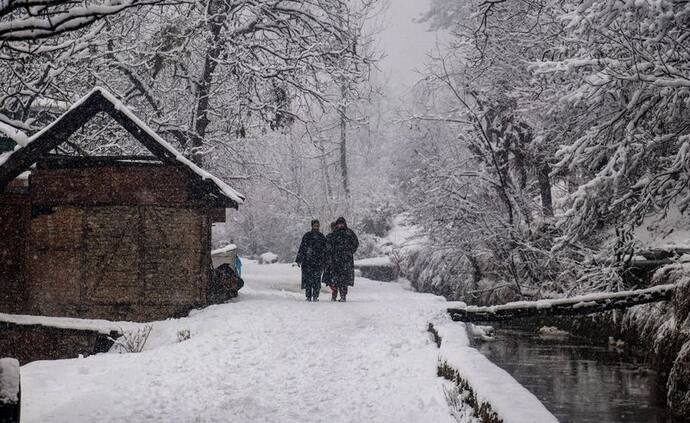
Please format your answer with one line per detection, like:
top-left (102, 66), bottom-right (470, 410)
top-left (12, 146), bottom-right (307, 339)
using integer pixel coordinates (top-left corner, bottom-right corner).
top-left (0, 88), bottom-right (244, 322)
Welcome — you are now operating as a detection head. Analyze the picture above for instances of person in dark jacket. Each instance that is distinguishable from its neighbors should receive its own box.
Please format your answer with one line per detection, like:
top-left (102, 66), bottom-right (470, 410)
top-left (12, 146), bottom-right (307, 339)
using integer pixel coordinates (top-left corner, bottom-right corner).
top-left (296, 219), bottom-right (328, 301)
top-left (322, 221), bottom-right (339, 301)
top-left (326, 216), bottom-right (359, 302)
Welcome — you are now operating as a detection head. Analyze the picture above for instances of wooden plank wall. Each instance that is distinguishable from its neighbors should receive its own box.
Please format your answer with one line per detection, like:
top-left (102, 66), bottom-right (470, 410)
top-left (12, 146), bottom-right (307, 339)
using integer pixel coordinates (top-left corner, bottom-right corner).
top-left (0, 164), bottom-right (217, 321)
top-left (0, 195), bottom-right (30, 314)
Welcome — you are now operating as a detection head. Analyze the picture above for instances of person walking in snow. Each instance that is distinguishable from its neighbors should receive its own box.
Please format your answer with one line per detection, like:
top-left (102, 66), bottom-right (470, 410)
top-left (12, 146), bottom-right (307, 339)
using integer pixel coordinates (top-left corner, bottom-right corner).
top-left (296, 219), bottom-right (328, 301)
top-left (326, 216), bottom-right (359, 302)
top-left (322, 221), bottom-right (339, 301)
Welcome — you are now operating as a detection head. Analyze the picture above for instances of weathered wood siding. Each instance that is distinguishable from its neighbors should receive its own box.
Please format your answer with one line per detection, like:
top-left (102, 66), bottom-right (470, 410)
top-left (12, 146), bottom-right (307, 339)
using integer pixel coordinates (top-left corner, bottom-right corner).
top-left (0, 164), bottom-right (217, 322)
top-left (0, 194), bottom-right (29, 314)
top-left (31, 165), bottom-right (199, 207)
top-left (27, 204), bottom-right (210, 321)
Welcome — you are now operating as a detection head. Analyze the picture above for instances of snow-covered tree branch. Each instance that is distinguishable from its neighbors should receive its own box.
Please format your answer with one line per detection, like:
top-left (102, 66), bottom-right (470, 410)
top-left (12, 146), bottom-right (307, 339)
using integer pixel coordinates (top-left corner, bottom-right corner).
top-left (0, 0), bottom-right (164, 42)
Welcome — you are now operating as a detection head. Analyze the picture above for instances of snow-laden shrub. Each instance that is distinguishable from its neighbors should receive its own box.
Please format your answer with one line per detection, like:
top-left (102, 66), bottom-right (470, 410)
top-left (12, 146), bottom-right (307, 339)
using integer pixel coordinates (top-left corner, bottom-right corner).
top-left (110, 325), bottom-right (152, 354)
top-left (399, 247), bottom-right (518, 305)
top-left (177, 329), bottom-right (191, 343)
top-left (355, 233), bottom-right (389, 260)
top-left (443, 383), bottom-right (481, 423)
top-left (358, 206), bottom-right (393, 238)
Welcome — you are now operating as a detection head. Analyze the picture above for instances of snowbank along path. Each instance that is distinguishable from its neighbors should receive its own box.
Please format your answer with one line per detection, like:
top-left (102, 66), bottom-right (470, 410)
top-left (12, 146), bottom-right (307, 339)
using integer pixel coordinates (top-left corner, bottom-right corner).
top-left (21, 261), bottom-right (456, 423)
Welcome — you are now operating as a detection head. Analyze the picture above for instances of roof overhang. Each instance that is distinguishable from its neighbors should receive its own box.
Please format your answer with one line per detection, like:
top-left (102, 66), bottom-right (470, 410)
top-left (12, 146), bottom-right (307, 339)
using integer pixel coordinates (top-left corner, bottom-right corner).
top-left (0, 88), bottom-right (244, 208)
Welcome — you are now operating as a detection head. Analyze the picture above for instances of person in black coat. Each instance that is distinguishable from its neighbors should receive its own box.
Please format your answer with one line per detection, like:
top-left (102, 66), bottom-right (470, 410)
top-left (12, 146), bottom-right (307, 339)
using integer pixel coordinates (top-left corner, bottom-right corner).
top-left (325, 216), bottom-right (359, 302)
top-left (322, 221), bottom-right (339, 301)
top-left (296, 219), bottom-right (328, 301)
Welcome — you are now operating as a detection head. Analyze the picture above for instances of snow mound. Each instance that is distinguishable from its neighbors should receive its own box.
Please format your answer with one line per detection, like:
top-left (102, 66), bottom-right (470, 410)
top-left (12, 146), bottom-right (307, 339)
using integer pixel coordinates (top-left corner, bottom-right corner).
top-left (258, 251), bottom-right (278, 264)
top-left (467, 323), bottom-right (496, 341)
top-left (537, 326), bottom-right (570, 338)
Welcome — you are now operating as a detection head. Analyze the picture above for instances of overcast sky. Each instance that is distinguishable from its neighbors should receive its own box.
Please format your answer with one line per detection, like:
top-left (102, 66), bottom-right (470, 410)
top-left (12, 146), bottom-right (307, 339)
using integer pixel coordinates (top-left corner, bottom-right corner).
top-left (374, 0), bottom-right (439, 93)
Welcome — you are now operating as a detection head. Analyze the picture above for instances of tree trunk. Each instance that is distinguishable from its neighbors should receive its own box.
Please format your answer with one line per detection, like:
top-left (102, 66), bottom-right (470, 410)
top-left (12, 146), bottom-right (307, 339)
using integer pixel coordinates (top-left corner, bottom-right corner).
top-left (288, 141), bottom-right (303, 213)
top-left (191, 0), bottom-right (230, 166)
top-left (339, 84), bottom-right (350, 202)
top-left (468, 254), bottom-right (482, 291)
top-left (316, 138), bottom-right (333, 203)
top-left (448, 284), bottom-right (676, 322)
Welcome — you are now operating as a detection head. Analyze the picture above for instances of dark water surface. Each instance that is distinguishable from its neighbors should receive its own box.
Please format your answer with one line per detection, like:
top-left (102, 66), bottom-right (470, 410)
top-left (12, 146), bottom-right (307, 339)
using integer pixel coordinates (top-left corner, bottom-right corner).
top-left (476, 326), bottom-right (681, 423)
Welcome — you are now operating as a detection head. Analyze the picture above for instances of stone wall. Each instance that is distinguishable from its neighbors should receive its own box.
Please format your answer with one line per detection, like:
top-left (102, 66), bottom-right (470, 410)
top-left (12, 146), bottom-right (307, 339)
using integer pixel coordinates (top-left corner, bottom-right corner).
top-left (0, 322), bottom-right (115, 364)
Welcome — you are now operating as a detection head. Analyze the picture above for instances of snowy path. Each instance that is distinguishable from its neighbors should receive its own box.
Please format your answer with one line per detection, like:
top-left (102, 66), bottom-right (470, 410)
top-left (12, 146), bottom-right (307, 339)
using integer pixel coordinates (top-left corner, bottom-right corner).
top-left (21, 261), bottom-right (455, 423)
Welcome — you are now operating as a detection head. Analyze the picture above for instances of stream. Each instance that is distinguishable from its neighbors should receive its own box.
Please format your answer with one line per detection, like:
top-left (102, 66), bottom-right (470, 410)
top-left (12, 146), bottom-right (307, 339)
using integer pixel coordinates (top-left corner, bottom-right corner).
top-left (475, 325), bottom-right (682, 423)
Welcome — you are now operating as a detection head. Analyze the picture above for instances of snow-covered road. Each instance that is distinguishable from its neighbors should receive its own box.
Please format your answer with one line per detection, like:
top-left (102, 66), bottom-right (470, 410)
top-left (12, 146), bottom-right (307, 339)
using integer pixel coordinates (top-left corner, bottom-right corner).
top-left (21, 261), bottom-right (455, 423)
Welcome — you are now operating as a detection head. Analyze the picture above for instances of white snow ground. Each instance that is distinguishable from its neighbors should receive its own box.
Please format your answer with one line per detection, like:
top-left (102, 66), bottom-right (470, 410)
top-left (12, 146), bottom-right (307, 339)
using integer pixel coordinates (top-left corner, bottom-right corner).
top-left (20, 261), bottom-right (456, 423)
top-left (634, 206), bottom-right (690, 250)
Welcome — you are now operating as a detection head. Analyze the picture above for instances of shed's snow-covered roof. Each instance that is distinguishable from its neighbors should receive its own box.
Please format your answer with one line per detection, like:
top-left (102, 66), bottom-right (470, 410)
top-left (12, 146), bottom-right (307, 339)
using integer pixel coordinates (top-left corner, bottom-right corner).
top-left (0, 87), bottom-right (244, 207)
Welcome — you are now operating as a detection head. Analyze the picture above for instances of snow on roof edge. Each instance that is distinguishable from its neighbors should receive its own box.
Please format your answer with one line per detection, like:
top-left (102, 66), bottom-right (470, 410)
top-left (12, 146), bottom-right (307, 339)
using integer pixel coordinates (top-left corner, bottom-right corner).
top-left (0, 312), bottom-right (134, 335)
top-left (94, 88), bottom-right (245, 205)
top-left (25, 86), bottom-right (103, 145)
top-left (212, 244), bottom-right (237, 256)
top-left (1, 87), bottom-right (245, 206)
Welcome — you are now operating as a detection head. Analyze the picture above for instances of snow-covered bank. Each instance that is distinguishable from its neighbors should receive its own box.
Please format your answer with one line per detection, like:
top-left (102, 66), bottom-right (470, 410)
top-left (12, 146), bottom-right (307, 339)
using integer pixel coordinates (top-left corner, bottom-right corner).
top-left (431, 320), bottom-right (558, 423)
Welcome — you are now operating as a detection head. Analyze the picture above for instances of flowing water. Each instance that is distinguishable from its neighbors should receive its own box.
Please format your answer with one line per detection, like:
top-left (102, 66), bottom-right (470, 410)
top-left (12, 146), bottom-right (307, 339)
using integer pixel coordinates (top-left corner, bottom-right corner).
top-left (475, 325), bottom-right (682, 423)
